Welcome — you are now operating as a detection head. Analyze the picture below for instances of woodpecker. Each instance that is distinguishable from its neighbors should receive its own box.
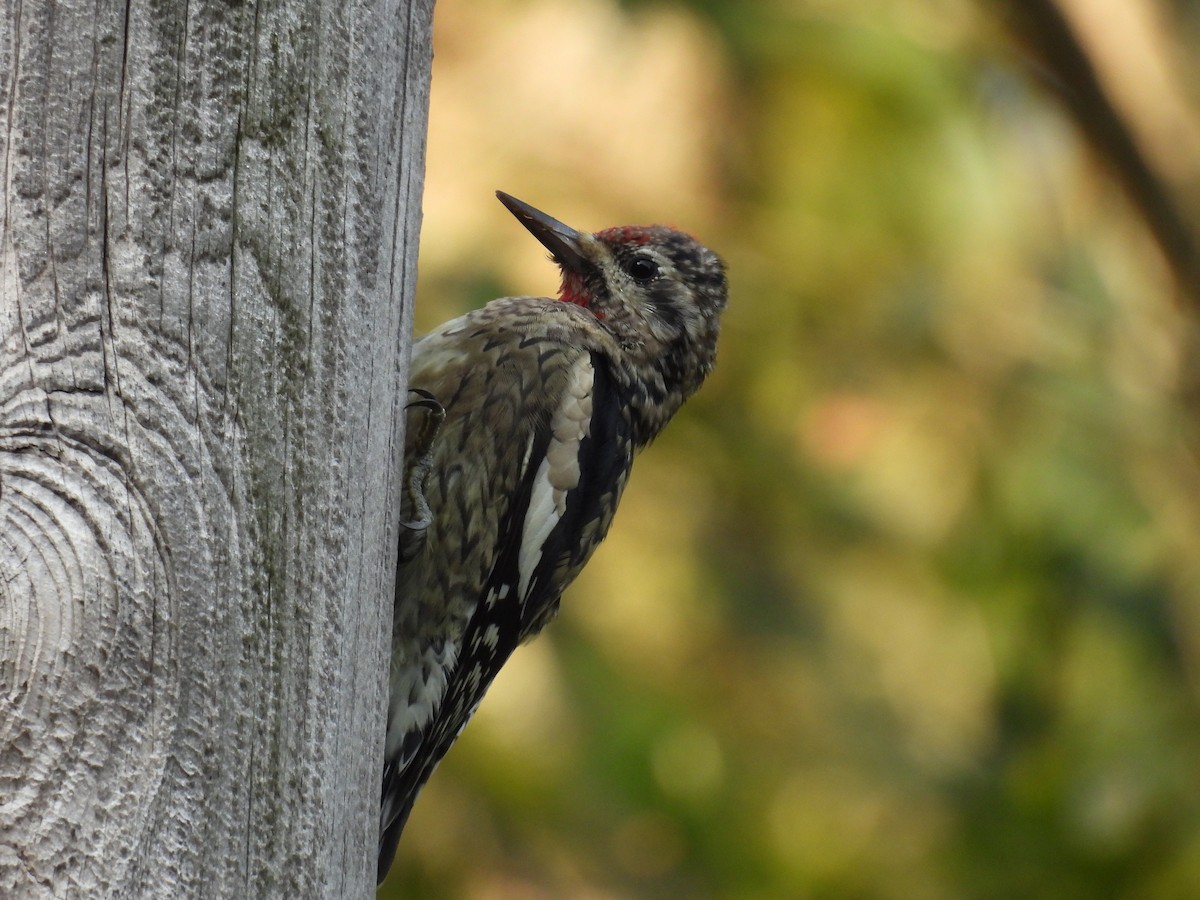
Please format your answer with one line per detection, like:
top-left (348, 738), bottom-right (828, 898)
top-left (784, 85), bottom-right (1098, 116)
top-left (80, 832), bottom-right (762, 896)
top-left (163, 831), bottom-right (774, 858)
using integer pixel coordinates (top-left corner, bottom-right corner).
top-left (380, 191), bottom-right (728, 882)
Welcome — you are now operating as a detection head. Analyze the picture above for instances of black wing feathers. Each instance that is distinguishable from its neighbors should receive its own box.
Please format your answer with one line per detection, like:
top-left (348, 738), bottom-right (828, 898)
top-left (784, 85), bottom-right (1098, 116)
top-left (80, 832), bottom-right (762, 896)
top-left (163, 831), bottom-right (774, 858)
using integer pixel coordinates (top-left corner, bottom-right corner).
top-left (378, 353), bottom-right (632, 880)
top-left (377, 415), bottom-right (551, 881)
top-left (520, 355), bottom-right (632, 631)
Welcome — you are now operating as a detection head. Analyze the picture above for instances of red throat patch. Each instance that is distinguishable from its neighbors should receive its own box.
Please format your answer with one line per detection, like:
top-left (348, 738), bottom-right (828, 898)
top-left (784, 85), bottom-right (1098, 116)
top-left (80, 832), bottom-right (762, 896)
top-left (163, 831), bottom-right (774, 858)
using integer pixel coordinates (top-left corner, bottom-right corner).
top-left (558, 271), bottom-right (590, 308)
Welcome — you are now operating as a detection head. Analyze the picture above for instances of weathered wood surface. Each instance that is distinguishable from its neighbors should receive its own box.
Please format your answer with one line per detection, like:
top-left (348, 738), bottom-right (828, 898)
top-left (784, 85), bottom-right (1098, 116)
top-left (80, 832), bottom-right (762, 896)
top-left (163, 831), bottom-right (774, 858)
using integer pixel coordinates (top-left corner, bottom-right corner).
top-left (0, 0), bottom-right (433, 894)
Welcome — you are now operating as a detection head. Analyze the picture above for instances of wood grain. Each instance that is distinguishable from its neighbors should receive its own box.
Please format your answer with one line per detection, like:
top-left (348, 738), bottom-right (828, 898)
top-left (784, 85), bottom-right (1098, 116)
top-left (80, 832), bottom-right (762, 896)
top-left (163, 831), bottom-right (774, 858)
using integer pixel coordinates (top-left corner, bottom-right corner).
top-left (0, 0), bottom-right (433, 894)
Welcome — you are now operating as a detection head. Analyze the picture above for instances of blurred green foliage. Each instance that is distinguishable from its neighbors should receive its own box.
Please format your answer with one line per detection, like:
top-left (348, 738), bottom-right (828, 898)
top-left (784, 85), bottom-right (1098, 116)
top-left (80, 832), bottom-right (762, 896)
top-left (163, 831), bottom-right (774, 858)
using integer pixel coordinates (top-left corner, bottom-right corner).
top-left (383, 1), bottom-right (1200, 897)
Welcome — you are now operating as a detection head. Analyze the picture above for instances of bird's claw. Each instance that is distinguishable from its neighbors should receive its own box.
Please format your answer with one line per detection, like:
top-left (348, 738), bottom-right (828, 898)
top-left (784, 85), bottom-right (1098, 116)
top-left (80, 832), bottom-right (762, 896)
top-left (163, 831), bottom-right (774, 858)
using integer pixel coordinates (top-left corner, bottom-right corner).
top-left (405, 388), bottom-right (443, 415)
top-left (399, 389), bottom-right (445, 555)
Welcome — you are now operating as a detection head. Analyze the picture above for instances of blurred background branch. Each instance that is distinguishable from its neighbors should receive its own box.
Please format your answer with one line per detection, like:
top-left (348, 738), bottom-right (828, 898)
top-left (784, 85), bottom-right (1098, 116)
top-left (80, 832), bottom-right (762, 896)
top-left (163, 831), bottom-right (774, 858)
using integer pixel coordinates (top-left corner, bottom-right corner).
top-left (994, 0), bottom-right (1200, 305)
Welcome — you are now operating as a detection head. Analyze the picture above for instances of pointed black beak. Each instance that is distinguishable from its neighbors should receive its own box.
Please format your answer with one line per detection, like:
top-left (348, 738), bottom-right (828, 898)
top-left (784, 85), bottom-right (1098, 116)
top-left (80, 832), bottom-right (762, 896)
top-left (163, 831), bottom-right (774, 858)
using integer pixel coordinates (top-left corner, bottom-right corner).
top-left (496, 191), bottom-right (590, 274)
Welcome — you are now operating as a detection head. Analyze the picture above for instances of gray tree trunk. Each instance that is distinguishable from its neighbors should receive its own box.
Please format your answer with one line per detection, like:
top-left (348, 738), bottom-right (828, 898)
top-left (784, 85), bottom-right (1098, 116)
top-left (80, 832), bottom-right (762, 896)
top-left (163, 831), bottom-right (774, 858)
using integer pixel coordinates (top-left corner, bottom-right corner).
top-left (0, 0), bottom-right (433, 894)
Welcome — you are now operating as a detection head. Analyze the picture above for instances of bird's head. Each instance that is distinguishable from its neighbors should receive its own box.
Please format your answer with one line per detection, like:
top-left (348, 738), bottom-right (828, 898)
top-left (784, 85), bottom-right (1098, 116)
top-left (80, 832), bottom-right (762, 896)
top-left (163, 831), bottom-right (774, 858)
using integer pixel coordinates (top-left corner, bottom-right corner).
top-left (497, 191), bottom-right (728, 414)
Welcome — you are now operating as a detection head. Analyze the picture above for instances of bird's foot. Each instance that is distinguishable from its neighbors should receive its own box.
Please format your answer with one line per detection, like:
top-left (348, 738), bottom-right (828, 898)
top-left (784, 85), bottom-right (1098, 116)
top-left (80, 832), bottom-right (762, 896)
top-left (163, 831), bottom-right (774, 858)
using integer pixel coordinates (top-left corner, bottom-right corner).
top-left (399, 389), bottom-right (445, 554)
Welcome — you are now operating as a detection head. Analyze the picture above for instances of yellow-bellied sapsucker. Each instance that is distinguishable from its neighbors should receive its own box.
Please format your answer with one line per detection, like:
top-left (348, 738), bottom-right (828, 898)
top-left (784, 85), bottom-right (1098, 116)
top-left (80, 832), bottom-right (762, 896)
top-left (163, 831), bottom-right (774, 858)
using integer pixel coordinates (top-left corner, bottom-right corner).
top-left (380, 192), bottom-right (728, 882)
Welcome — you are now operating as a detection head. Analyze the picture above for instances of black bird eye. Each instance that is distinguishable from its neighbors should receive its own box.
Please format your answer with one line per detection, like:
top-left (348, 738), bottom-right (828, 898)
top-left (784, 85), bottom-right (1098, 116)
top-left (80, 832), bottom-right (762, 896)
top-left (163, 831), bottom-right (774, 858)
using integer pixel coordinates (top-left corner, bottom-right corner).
top-left (624, 255), bottom-right (660, 282)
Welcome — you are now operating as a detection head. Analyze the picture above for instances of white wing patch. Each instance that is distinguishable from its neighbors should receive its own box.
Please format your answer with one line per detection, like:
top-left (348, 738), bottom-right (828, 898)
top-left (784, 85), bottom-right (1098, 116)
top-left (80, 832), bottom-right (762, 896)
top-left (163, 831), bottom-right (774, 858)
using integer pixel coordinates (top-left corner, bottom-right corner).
top-left (518, 355), bottom-right (594, 600)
